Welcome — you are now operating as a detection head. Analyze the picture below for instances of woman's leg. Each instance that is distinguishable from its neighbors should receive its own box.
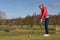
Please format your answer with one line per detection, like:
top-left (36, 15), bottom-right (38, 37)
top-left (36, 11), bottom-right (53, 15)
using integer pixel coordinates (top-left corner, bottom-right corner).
top-left (45, 18), bottom-right (49, 34)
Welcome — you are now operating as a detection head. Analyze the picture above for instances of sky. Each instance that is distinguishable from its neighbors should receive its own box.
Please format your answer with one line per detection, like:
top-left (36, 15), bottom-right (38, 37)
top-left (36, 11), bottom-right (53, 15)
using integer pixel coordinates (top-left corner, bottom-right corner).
top-left (0, 0), bottom-right (60, 19)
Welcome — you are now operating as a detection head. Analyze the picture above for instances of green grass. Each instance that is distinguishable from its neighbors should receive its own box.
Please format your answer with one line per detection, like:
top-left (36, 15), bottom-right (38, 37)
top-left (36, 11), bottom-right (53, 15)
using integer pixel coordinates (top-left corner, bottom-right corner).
top-left (0, 35), bottom-right (59, 40)
top-left (0, 25), bottom-right (59, 40)
top-left (0, 31), bottom-right (59, 40)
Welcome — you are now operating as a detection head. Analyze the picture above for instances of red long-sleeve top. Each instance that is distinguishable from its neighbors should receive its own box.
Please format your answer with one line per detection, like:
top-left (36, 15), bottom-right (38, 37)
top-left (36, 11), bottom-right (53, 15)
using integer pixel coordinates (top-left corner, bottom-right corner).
top-left (40, 6), bottom-right (49, 19)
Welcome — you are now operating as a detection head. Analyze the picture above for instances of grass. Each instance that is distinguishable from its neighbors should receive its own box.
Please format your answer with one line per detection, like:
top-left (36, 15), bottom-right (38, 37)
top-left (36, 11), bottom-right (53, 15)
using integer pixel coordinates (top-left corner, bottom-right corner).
top-left (0, 34), bottom-right (59, 40)
top-left (0, 31), bottom-right (59, 40)
top-left (0, 25), bottom-right (59, 40)
top-left (0, 35), bottom-right (58, 40)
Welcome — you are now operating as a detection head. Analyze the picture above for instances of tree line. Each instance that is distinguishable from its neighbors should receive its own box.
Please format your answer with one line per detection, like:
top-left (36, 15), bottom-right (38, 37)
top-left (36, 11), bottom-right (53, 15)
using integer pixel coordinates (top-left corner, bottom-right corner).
top-left (0, 11), bottom-right (60, 26)
top-left (0, 14), bottom-right (60, 26)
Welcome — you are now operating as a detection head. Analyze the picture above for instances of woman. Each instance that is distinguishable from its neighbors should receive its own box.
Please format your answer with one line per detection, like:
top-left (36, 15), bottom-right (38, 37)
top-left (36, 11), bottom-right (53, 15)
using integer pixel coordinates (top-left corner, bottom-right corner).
top-left (39, 4), bottom-right (50, 36)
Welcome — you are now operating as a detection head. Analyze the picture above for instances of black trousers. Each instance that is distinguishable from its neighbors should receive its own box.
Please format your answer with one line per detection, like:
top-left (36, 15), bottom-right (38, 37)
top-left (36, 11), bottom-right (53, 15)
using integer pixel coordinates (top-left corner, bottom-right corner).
top-left (45, 18), bottom-right (49, 34)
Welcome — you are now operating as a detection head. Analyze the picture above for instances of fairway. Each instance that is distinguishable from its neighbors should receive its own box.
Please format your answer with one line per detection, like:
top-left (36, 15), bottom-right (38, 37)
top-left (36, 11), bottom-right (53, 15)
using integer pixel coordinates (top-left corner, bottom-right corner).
top-left (0, 25), bottom-right (58, 40)
top-left (0, 25), bottom-right (59, 40)
top-left (0, 31), bottom-right (60, 40)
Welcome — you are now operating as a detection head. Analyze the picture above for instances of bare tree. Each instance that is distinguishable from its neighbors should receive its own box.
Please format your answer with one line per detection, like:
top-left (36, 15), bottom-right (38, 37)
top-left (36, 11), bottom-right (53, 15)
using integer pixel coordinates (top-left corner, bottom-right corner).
top-left (0, 11), bottom-right (6, 25)
top-left (0, 11), bottom-right (6, 19)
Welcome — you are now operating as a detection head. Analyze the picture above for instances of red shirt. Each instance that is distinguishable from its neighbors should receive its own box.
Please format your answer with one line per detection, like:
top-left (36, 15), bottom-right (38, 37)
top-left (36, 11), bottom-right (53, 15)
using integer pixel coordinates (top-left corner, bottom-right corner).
top-left (40, 6), bottom-right (49, 19)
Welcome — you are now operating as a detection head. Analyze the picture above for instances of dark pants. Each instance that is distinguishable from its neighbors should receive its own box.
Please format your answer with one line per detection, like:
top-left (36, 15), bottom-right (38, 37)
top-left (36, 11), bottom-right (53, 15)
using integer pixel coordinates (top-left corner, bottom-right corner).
top-left (45, 18), bottom-right (49, 34)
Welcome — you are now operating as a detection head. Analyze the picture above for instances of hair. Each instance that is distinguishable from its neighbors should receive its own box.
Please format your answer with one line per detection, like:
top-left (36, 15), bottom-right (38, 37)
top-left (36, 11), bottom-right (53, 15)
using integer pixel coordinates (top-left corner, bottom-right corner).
top-left (39, 4), bottom-right (44, 7)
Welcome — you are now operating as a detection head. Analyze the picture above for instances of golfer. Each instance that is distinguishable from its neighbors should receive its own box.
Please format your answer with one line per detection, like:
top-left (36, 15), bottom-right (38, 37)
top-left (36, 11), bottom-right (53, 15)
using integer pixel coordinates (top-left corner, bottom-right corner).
top-left (39, 4), bottom-right (50, 36)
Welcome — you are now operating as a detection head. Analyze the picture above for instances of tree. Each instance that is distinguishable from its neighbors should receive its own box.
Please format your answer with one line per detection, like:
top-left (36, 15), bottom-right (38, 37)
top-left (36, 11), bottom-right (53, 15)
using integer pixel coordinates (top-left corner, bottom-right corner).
top-left (0, 11), bottom-right (6, 25)
top-left (0, 11), bottom-right (6, 19)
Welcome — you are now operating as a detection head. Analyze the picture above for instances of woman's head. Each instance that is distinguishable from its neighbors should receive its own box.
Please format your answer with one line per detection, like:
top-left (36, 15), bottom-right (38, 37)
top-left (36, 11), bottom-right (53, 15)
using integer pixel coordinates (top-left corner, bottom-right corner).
top-left (39, 4), bottom-right (44, 9)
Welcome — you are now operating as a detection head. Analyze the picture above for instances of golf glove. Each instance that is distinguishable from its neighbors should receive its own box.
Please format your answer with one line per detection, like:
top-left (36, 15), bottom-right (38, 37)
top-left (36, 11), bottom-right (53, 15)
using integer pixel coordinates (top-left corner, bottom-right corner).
top-left (40, 19), bottom-right (43, 23)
